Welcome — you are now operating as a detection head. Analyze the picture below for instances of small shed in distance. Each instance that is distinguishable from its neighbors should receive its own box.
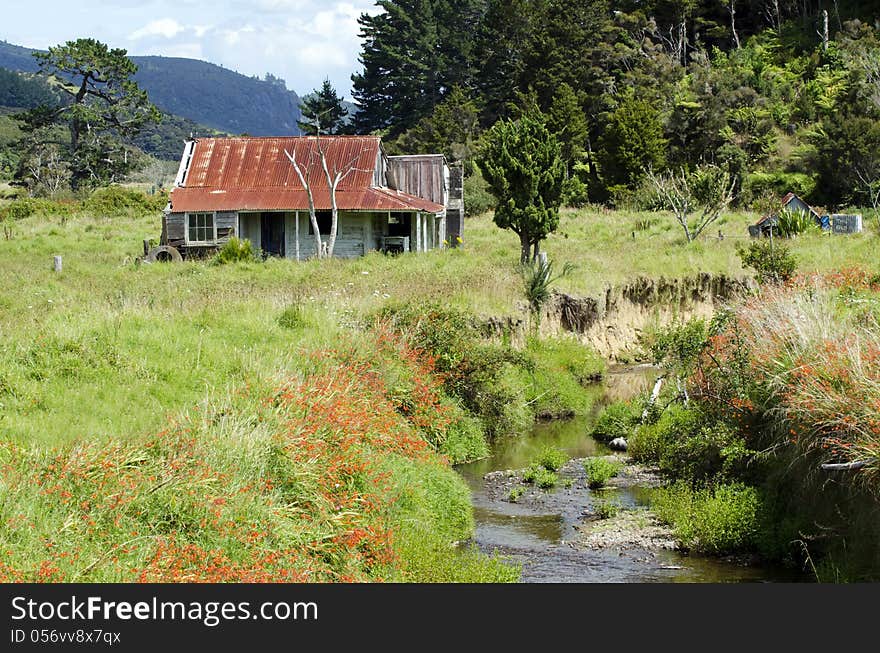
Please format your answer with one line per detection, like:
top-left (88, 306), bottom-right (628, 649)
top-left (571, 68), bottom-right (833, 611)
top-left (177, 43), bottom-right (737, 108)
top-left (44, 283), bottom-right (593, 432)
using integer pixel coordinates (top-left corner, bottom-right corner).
top-left (749, 192), bottom-right (824, 237)
top-left (387, 155), bottom-right (464, 245)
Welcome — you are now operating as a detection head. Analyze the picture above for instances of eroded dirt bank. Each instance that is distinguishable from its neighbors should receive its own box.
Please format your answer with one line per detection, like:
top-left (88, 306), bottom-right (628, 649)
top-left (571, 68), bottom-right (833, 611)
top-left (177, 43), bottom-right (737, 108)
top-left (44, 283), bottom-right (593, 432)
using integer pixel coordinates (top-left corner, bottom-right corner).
top-left (484, 274), bottom-right (753, 360)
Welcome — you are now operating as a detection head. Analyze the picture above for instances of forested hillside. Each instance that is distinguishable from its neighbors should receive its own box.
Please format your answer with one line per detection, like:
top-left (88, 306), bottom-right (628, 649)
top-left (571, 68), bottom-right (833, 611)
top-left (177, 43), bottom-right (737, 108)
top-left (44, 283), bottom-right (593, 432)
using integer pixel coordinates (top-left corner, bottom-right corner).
top-left (353, 1), bottom-right (880, 210)
top-left (0, 41), bottom-right (303, 138)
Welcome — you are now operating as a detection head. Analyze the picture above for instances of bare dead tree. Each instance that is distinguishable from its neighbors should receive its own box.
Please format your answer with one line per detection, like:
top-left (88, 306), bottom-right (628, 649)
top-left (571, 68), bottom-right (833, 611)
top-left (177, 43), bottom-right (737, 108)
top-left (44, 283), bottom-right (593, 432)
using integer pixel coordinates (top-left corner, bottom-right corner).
top-left (284, 116), bottom-right (367, 259)
top-left (855, 167), bottom-right (880, 230)
top-left (647, 165), bottom-right (736, 243)
top-left (818, 9), bottom-right (829, 52)
top-left (764, 0), bottom-right (782, 33)
top-left (723, 0), bottom-right (741, 49)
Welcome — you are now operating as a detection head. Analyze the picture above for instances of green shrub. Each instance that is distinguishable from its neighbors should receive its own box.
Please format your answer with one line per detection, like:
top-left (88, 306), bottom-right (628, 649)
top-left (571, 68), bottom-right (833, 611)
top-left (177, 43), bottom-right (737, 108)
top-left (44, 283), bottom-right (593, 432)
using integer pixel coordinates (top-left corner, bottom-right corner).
top-left (745, 171), bottom-right (817, 202)
top-left (659, 421), bottom-right (746, 482)
top-left (214, 237), bottom-right (256, 265)
top-left (775, 208), bottom-right (820, 238)
top-left (628, 423), bottom-right (666, 464)
top-left (277, 302), bottom-right (307, 330)
top-left (0, 197), bottom-right (75, 221)
top-left (736, 240), bottom-right (798, 284)
top-left (463, 168), bottom-right (496, 217)
top-left (582, 457), bottom-right (622, 489)
top-left (84, 185), bottom-right (166, 217)
top-left (590, 401), bottom-right (638, 443)
top-left (593, 499), bottom-right (620, 519)
top-left (440, 414), bottom-right (489, 464)
top-left (642, 319), bottom-right (707, 371)
top-left (535, 446), bottom-right (567, 472)
top-left (652, 482), bottom-right (761, 554)
top-left (523, 464), bottom-right (558, 489)
top-left (561, 176), bottom-right (590, 208)
top-left (508, 486), bottom-right (526, 502)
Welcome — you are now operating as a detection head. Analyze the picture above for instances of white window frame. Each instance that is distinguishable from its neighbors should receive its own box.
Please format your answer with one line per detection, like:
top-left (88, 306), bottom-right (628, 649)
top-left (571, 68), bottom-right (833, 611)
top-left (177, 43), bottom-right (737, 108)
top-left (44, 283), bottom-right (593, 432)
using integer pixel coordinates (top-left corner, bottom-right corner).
top-left (185, 211), bottom-right (217, 244)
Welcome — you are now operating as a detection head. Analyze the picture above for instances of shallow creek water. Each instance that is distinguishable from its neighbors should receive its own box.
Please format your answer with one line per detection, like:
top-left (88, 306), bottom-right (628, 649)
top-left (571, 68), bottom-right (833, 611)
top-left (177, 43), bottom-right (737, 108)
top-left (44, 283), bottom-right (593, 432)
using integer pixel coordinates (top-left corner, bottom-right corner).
top-left (455, 365), bottom-right (808, 583)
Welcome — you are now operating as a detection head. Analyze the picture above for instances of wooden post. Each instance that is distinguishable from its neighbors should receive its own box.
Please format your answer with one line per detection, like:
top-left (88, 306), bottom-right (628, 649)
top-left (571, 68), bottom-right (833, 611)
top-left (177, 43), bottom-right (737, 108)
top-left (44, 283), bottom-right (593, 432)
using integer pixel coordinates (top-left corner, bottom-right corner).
top-left (53, 256), bottom-right (62, 272)
top-left (295, 211), bottom-right (300, 261)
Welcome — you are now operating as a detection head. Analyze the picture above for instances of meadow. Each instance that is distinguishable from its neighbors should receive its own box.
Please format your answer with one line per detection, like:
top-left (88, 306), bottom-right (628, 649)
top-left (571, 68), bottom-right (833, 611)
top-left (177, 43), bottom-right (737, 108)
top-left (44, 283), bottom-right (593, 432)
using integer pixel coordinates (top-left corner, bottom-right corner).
top-left (0, 191), bottom-right (876, 581)
top-left (0, 195), bottom-right (876, 445)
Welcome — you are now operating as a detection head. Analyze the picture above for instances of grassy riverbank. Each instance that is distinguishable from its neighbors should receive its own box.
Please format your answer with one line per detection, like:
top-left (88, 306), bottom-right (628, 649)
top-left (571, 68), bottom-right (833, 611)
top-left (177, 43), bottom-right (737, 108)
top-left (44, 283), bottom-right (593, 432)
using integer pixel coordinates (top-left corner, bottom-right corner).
top-left (1, 189), bottom-right (877, 581)
top-left (0, 190), bottom-right (608, 582)
top-left (595, 271), bottom-right (880, 579)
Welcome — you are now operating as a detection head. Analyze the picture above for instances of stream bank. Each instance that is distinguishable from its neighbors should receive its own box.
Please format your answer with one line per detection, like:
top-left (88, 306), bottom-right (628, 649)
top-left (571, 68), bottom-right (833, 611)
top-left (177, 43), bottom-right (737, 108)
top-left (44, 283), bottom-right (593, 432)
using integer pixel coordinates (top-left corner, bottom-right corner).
top-left (456, 366), bottom-right (808, 583)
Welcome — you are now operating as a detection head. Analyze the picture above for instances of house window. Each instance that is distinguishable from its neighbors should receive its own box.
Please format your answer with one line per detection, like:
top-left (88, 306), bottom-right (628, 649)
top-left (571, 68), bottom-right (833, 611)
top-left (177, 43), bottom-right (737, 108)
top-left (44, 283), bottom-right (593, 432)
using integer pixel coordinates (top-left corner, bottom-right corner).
top-left (187, 212), bottom-right (215, 243)
top-left (307, 211), bottom-right (333, 235)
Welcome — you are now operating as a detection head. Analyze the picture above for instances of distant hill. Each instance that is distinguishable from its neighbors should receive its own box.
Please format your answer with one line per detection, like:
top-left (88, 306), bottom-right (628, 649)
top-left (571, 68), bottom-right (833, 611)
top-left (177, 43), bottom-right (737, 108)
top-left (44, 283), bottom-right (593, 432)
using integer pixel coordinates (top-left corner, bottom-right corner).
top-left (0, 41), bottom-right (303, 138)
top-left (0, 64), bottom-right (222, 161)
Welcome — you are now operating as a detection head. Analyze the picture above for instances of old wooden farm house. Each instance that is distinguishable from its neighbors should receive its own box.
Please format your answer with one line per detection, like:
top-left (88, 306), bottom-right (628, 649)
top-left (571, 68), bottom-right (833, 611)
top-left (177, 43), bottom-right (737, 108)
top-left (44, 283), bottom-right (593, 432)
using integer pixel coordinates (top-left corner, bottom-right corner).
top-left (162, 136), bottom-right (463, 259)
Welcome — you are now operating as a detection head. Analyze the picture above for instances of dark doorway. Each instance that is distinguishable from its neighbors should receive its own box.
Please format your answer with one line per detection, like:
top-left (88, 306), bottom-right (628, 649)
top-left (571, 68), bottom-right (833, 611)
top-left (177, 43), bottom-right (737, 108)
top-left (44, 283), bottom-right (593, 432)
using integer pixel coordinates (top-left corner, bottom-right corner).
top-left (388, 212), bottom-right (412, 237)
top-left (260, 212), bottom-right (285, 257)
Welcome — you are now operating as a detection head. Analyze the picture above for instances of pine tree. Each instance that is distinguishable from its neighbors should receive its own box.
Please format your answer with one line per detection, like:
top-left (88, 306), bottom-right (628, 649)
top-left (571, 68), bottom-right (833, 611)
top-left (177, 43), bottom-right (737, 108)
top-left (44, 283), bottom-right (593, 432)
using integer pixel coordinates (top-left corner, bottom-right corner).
top-left (387, 86), bottom-right (480, 169)
top-left (478, 112), bottom-right (565, 263)
top-left (351, 0), bottom-right (484, 136)
top-left (546, 83), bottom-right (589, 172)
top-left (26, 38), bottom-right (159, 190)
top-left (473, 0), bottom-right (535, 126)
top-left (596, 90), bottom-right (667, 194)
top-left (297, 79), bottom-right (348, 135)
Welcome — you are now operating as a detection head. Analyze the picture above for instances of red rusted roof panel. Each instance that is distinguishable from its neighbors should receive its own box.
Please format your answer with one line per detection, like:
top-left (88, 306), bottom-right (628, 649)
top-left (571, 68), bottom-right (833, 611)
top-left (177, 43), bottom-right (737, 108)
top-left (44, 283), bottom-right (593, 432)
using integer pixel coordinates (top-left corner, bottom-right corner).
top-left (181, 136), bottom-right (381, 190)
top-left (170, 187), bottom-right (444, 214)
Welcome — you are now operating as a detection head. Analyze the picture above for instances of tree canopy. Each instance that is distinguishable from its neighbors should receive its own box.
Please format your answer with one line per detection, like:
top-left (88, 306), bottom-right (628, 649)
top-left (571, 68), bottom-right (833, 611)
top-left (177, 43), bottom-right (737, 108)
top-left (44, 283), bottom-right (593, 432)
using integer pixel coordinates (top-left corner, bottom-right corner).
top-left (297, 79), bottom-right (349, 135)
top-left (478, 113), bottom-right (565, 263)
top-left (20, 38), bottom-right (159, 191)
top-left (350, 0), bottom-right (880, 210)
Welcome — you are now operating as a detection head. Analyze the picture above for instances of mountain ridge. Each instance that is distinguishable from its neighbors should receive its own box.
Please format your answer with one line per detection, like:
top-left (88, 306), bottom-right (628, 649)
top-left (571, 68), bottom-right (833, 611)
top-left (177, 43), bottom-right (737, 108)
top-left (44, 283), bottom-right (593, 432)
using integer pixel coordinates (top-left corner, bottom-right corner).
top-left (0, 40), bottom-right (302, 138)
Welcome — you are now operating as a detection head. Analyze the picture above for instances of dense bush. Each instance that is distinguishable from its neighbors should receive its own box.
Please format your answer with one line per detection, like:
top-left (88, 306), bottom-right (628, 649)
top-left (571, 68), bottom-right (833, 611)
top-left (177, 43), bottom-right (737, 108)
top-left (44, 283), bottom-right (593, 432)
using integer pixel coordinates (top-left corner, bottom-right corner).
top-left (523, 464), bottom-right (558, 489)
top-left (590, 401), bottom-right (639, 444)
top-left (440, 414), bottom-right (490, 464)
top-left (561, 175), bottom-right (590, 208)
top-left (376, 303), bottom-right (599, 438)
top-left (84, 186), bottom-right (167, 217)
top-left (463, 168), bottom-right (496, 217)
top-left (652, 482), bottom-right (761, 554)
top-left (582, 457), bottom-right (622, 489)
top-left (744, 172), bottom-right (817, 204)
top-left (774, 208), bottom-right (820, 237)
top-left (535, 446), bottom-right (567, 472)
top-left (214, 237), bottom-right (256, 265)
top-left (736, 240), bottom-right (798, 284)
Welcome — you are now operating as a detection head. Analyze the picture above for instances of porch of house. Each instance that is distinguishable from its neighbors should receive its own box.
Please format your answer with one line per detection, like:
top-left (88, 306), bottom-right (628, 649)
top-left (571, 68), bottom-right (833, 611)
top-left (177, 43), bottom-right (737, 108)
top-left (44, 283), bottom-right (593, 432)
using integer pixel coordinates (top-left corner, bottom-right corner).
top-left (237, 210), bottom-right (444, 259)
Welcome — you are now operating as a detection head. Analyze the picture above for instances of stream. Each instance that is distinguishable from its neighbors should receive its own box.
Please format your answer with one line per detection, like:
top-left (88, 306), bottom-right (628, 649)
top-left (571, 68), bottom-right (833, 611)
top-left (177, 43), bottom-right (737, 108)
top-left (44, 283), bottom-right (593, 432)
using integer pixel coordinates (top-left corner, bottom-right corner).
top-left (456, 365), bottom-right (808, 583)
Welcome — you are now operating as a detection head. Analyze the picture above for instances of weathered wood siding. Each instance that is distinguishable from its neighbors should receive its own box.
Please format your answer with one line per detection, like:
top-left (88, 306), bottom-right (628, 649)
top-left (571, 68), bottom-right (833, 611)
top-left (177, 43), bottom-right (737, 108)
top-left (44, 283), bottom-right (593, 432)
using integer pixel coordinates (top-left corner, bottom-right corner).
top-left (239, 213), bottom-right (261, 250)
top-left (164, 212), bottom-right (185, 244)
top-left (215, 212), bottom-right (237, 242)
top-left (293, 212), bottom-right (372, 259)
top-left (446, 166), bottom-right (464, 243)
top-left (387, 155), bottom-right (447, 206)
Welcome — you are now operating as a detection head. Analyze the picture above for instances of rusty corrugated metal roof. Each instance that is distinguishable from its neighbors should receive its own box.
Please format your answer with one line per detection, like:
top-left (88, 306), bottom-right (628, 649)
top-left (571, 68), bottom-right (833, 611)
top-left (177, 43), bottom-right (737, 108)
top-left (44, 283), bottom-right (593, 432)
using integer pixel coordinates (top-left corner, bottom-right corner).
top-left (170, 136), bottom-right (444, 213)
top-left (170, 187), bottom-right (444, 213)
top-left (182, 136), bottom-right (380, 190)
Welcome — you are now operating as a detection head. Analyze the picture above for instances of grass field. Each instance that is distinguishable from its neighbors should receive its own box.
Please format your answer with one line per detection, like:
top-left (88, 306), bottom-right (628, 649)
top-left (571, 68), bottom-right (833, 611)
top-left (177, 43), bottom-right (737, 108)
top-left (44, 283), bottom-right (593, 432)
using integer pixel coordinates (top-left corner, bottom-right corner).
top-left (0, 196), bottom-right (876, 581)
top-left (1, 202), bottom-right (876, 446)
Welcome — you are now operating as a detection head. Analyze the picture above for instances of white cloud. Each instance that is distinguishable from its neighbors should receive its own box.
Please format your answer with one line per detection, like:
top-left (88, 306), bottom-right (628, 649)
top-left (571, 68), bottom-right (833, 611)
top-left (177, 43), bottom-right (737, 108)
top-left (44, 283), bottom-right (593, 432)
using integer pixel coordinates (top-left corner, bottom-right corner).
top-left (129, 18), bottom-right (185, 40)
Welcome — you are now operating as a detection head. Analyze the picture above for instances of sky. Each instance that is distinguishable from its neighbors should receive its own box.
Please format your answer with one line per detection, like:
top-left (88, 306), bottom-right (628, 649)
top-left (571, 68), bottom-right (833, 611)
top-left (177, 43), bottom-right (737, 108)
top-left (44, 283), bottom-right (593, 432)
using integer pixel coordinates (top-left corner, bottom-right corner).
top-left (1, 0), bottom-right (381, 99)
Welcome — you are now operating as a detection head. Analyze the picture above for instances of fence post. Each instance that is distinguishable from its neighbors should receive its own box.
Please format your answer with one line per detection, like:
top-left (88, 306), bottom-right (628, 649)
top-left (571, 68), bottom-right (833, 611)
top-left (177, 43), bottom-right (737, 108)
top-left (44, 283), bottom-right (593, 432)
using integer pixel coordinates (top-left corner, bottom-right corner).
top-left (53, 256), bottom-right (62, 272)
